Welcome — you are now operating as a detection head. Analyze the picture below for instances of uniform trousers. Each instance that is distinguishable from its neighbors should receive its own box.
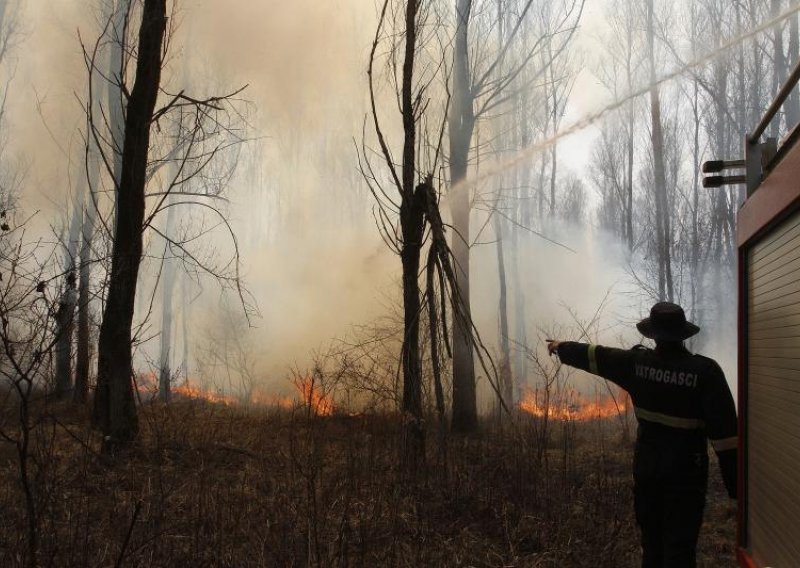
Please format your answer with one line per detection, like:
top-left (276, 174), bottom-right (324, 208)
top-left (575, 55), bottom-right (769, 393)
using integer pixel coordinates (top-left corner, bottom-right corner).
top-left (633, 441), bottom-right (708, 568)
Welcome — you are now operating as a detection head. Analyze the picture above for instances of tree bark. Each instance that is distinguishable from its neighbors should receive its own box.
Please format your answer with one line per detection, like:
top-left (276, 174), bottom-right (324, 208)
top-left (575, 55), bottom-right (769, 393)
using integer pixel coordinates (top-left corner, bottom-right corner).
top-left (93, 0), bottom-right (167, 446)
top-left (511, 101), bottom-right (529, 399)
top-left (180, 269), bottom-right (190, 378)
top-left (624, 13), bottom-right (635, 253)
top-left (494, 214), bottom-right (512, 412)
top-left (54, 201), bottom-right (82, 398)
top-left (399, 0), bottom-right (426, 463)
top-left (74, 195), bottom-right (96, 403)
top-left (54, 281), bottom-right (77, 398)
top-left (109, 0), bottom-right (127, 232)
top-left (646, 0), bottom-right (673, 302)
top-left (158, 200), bottom-right (177, 402)
top-left (449, 0), bottom-right (478, 433)
top-left (711, 27), bottom-right (729, 321)
top-left (689, 8), bottom-right (702, 327)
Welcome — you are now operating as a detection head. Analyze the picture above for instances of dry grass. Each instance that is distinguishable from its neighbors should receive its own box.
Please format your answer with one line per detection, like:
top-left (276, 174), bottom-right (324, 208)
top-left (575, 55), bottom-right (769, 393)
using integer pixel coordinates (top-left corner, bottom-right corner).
top-left (0, 401), bottom-right (737, 567)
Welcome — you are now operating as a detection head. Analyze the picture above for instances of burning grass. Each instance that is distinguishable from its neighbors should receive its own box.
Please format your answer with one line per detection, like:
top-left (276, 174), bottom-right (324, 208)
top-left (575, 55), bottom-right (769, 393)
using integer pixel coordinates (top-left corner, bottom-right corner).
top-left (517, 388), bottom-right (630, 422)
top-left (135, 373), bottom-right (335, 416)
top-left (0, 401), bottom-right (736, 567)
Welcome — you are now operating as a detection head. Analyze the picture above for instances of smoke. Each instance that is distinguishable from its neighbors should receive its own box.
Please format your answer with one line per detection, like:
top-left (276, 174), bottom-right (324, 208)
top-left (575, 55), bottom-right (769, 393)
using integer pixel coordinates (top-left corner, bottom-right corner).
top-left (153, 0), bottom-right (392, 392)
top-left (183, 0), bottom-right (374, 132)
top-left (7, 1), bottom-right (88, 218)
top-left (468, 213), bottom-right (636, 404)
top-left (8, 0), bottom-right (740, 406)
top-left (467, 197), bottom-right (739, 406)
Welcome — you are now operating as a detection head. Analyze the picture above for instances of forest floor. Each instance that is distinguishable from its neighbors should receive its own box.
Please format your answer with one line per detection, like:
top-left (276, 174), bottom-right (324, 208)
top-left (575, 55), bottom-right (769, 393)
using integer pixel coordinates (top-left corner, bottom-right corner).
top-left (0, 401), bottom-right (737, 567)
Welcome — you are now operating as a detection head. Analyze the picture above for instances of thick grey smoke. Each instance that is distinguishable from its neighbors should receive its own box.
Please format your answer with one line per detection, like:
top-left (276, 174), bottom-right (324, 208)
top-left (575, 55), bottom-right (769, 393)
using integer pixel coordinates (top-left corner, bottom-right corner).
top-left (9, 0), bottom-right (738, 405)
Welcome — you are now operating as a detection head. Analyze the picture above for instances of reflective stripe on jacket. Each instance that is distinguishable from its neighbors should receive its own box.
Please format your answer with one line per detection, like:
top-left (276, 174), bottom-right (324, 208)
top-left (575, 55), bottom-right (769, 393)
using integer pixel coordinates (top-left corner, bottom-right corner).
top-left (557, 341), bottom-right (738, 497)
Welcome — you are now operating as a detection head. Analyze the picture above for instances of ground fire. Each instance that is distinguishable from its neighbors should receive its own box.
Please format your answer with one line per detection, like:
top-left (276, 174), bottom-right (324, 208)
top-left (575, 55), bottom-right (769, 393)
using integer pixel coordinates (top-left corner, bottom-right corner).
top-left (135, 373), bottom-right (334, 416)
top-left (518, 388), bottom-right (629, 422)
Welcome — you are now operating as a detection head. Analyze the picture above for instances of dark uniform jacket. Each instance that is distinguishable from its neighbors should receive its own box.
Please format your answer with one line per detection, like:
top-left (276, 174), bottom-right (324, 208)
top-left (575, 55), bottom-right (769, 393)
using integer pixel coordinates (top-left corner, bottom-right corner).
top-left (557, 341), bottom-right (738, 498)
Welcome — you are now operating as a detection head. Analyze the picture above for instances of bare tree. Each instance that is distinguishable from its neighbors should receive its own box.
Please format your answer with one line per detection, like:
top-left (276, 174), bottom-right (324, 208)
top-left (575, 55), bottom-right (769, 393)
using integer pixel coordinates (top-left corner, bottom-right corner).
top-left (91, 0), bottom-right (168, 446)
top-left (79, 0), bottom-right (252, 445)
top-left (74, 144), bottom-right (99, 403)
top-left (594, 0), bottom-right (643, 251)
top-left (74, 0), bottom-right (127, 404)
top-left (646, 0), bottom-right (675, 303)
top-left (360, 0), bottom-right (437, 463)
top-left (157, 195), bottom-right (177, 401)
top-left (0, 215), bottom-right (61, 566)
top-left (447, 0), bottom-right (585, 432)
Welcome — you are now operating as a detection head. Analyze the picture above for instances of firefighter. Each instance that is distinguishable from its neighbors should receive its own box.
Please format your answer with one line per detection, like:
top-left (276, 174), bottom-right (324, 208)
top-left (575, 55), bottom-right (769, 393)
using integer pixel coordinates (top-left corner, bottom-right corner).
top-left (546, 302), bottom-right (737, 568)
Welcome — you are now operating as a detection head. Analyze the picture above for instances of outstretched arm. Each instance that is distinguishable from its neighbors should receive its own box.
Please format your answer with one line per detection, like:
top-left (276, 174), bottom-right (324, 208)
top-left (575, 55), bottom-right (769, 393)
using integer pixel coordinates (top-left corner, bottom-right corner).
top-left (547, 340), bottom-right (636, 392)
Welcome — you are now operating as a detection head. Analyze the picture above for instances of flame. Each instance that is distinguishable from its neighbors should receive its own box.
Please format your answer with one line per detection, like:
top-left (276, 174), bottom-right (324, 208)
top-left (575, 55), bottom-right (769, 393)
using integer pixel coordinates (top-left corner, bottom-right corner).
top-left (135, 372), bottom-right (334, 416)
top-left (518, 388), bottom-right (629, 422)
top-left (135, 372), bottom-right (158, 396)
top-left (173, 381), bottom-right (239, 406)
top-left (295, 376), bottom-right (334, 416)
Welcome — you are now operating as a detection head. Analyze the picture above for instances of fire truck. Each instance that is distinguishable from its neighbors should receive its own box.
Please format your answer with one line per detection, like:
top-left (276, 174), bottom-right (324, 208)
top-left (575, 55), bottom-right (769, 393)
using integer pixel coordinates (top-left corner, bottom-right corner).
top-left (705, 61), bottom-right (800, 567)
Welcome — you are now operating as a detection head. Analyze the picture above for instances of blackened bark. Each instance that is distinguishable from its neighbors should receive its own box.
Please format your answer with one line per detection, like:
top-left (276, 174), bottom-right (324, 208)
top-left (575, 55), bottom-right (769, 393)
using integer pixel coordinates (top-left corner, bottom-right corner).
top-left (427, 248), bottom-right (447, 453)
top-left (400, 198), bottom-right (425, 459)
top-left (400, 0), bottom-right (425, 463)
top-left (54, 275), bottom-right (77, 398)
top-left (92, 0), bottom-right (167, 446)
top-left (449, 0), bottom-right (478, 433)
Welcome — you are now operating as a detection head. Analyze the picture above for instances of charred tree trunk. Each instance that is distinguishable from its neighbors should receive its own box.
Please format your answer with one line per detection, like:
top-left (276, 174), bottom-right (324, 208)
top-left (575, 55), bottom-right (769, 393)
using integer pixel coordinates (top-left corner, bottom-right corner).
top-left (400, 198), bottom-right (425, 460)
top-left (449, 0), bottom-right (478, 433)
top-left (92, 0), bottom-right (167, 447)
top-left (399, 0), bottom-right (426, 463)
top-left (54, 277), bottom-right (77, 398)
